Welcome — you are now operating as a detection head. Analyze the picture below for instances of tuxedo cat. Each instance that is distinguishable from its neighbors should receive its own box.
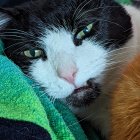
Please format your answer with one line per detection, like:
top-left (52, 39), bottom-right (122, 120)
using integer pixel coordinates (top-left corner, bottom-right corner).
top-left (0, 0), bottom-right (140, 139)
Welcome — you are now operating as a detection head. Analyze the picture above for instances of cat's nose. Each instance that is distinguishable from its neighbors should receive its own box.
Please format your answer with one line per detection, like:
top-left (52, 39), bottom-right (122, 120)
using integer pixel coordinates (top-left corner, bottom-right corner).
top-left (58, 67), bottom-right (77, 84)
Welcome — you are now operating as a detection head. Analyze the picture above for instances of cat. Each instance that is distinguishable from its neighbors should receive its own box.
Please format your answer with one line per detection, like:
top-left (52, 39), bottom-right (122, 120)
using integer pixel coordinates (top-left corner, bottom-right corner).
top-left (0, 0), bottom-right (140, 139)
top-left (110, 54), bottom-right (140, 140)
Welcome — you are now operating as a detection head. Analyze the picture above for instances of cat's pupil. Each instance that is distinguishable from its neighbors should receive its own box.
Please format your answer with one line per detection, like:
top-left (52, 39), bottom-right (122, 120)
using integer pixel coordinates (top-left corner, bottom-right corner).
top-left (83, 27), bottom-right (89, 34)
top-left (30, 49), bottom-right (35, 57)
top-left (22, 49), bottom-right (45, 59)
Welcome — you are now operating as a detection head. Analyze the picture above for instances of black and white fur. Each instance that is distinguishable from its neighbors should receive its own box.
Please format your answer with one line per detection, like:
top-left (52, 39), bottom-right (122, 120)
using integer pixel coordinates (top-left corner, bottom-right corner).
top-left (0, 0), bottom-right (140, 139)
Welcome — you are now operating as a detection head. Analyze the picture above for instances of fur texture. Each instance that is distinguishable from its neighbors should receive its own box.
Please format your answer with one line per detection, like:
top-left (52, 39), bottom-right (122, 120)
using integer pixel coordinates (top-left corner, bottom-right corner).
top-left (0, 0), bottom-right (140, 139)
top-left (110, 54), bottom-right (140, 140)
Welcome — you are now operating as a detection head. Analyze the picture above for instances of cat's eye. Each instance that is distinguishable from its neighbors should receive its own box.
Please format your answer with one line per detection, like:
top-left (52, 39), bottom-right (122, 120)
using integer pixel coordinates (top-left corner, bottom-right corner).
top-left (22, 49), bottom-right (44, 59)
top-left (76, 23), bottom-right (93, 40)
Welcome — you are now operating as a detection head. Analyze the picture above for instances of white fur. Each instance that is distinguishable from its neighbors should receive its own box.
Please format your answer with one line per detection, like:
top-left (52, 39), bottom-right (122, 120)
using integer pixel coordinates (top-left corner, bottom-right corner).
top-left (30, 28), bottom-right (107, 98)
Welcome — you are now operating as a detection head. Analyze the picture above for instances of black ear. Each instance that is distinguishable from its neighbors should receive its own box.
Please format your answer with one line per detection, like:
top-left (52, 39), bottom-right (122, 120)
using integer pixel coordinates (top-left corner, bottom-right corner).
top-left (0, 6), bottom-right (30, 30)
top-left (0, 7), bottom-right (17, 16)
top-left (0, 11), bottom-right (10, 29)
top-left (0, 0), bottom-right (47, 30)
top-left (0, 0), bottom-right (32, 17)
top-left (0, 7), bottom-right (29, 21)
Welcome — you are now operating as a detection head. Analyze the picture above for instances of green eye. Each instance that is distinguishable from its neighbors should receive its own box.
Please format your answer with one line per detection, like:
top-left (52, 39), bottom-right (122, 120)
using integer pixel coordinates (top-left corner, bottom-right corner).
top-left (22, 49), bottom-right (43, 58)
top-left (76, 23), bottom-right (93, 40)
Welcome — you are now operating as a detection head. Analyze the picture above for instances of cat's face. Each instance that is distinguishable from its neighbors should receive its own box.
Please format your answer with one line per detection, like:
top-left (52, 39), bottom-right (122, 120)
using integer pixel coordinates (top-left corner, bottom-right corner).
top-left (0, 0), bottom-right (132, 107)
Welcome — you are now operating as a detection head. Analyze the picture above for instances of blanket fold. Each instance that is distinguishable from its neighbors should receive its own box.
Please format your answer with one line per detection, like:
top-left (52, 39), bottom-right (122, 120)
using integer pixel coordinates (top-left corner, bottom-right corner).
top-left (0, 41), bottom-right (89, 140)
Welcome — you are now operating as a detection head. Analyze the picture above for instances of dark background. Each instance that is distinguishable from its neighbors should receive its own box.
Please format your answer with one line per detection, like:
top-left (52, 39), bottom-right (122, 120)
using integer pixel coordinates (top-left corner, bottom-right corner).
top-left (0, 0), bottom-right (137, 7)
top-left (0, 0), bottom-right (30, 7)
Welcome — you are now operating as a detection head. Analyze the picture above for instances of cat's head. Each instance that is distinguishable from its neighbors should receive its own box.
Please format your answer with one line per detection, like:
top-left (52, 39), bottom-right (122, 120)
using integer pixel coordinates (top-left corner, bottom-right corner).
top-left (0, 0), bottom-right (132, 107)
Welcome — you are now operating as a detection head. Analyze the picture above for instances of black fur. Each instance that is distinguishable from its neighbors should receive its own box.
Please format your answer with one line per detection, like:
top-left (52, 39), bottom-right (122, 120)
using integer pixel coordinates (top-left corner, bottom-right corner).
top-left (0, 0), bottom-right (132, 69)
top-left (66, 83), bottom-right (101, 107)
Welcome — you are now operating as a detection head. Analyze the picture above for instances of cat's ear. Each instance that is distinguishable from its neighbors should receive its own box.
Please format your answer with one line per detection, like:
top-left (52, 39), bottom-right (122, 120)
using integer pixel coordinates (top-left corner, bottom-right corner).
top-left (0, 7), bottom-right (29, 29)
top-left (0, 8), bottom-right (12, 29)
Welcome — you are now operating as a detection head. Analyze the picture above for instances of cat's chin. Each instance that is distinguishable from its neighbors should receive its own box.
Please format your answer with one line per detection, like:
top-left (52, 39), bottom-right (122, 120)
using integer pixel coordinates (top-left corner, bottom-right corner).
top-left (66, 83), bottom-right (101, 108)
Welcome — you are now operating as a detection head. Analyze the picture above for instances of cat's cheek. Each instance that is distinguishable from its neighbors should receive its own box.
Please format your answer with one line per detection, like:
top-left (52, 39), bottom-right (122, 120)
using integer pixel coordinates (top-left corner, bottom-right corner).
top-left (28, 60), bottom-right (75, 99)
top-left (38, 79), bottom-right (75, 99)
top-left (44, 81), bottom-right (75, 99)
top-left (30, 75), bottom-right (75, 99)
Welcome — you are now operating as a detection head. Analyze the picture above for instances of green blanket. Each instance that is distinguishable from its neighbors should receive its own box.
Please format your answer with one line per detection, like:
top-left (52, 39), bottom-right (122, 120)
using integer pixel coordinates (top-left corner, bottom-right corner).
top-left (0, 41), bottom-right (90, 140)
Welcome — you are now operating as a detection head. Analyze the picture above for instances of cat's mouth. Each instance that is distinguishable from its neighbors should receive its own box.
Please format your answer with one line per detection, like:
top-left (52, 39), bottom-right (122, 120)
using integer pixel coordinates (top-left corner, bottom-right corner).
top-left (66, 79), bottom-right (101, 107)
top-left (73, 85), bottom-right (93, 94)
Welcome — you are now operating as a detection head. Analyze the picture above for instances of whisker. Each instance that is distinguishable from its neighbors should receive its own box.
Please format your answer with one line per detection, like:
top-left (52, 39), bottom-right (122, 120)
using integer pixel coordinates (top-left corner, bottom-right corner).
top-left (72, 0), bottom-right (88, 19)
top-left (68, 112), bottom-right (93, 127)
top-left (3, 40), bottom-right (34, 51)
top-left (75, 5), bottom-right (121, 21)
top-left (77, 17), bottom-right (124, 29)
top-left (74, 0), bottom-right (93, 20)
top-left (0, 35), bottom-right (28, 41)
top-left (23, 74), bottom-right (37, 82)
top-left (108, 46), bottom-right (130, 52)
top-left (1, 29), bottom-right (34, 37)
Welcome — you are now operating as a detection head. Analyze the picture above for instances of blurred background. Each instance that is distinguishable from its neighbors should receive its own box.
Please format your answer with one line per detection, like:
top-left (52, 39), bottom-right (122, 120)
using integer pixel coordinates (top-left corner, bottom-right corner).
top-left (0, 0), bottom-right (30, 7)
top-left (0, 0), bottom-right (134, 7)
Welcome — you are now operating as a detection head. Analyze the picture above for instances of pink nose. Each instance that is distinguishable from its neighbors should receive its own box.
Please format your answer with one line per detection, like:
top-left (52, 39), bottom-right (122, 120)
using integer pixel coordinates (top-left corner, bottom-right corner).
top-left (58, 69), bottom-right (77, 84)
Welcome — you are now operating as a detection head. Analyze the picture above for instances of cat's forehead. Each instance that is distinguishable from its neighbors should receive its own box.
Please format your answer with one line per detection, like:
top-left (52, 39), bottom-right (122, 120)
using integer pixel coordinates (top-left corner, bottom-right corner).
top-left (40, 28), bottom-right (75, 53)
top-left (1, 0), bottom-right (132, 52)
top-left (36, 0), bottom-right (105, 29)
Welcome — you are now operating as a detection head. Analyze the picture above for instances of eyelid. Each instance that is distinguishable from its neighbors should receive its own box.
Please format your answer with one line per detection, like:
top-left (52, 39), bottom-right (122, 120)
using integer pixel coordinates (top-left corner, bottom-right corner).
top-left (20, 42), bottom-right (42, 49)
top-left (23, 47), bottom-right (43, 52)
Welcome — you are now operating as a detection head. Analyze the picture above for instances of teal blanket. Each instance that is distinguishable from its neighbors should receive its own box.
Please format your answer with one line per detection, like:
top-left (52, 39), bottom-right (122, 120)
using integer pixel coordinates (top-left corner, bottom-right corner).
top-left (0, 41), bottom-right (90, 139)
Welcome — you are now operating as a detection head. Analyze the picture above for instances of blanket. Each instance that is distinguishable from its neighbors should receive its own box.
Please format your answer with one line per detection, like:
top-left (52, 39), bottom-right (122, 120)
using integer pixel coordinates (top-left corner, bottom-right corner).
top-left (0, 41), bottom-right (91, 140)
